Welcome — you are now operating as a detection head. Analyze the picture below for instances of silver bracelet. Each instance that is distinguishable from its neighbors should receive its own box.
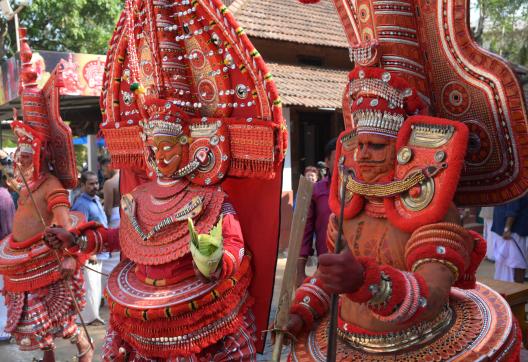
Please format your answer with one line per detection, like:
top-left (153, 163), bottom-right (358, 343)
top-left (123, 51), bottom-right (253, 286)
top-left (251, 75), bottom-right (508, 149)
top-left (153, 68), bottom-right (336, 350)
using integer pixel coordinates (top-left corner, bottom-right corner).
top-left (73, 234), bottom-right (88, 251)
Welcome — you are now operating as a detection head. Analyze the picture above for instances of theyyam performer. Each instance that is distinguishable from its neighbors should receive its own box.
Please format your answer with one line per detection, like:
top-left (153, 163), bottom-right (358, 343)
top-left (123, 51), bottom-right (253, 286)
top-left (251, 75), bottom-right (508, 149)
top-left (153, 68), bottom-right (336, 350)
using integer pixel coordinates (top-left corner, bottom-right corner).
top-left (283, 0), bottom-right (528, 361)
top-left (0, 29), bottom-right (92, 362)
top-left (45, 0), bottom-right (286, 360)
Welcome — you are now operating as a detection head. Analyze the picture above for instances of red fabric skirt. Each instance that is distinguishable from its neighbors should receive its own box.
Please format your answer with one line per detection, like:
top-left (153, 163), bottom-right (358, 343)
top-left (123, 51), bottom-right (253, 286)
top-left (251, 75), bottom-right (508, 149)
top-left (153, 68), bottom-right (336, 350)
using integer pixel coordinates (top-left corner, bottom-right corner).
top-left (5, 270), bottom-right (85, 351)
top-left (102, 309), bottom-right (257, 361)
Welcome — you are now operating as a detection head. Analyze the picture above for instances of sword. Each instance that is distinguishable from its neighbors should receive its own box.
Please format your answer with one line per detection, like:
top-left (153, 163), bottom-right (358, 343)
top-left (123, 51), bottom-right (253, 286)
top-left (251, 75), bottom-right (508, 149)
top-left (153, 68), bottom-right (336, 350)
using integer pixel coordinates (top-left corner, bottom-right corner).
top-left (271, 176), bottom-right (314, 361)
top-left (327, 159), bottom-right (348, 362)
top-left (16, 165), bottom-right (94, 352)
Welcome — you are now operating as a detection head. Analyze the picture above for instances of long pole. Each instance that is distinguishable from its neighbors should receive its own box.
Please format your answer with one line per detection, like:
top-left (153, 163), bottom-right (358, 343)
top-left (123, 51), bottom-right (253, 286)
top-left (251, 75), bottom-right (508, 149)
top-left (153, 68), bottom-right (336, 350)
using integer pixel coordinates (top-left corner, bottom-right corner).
top-left (271, 176), bottom-right (314, 361)
top-left (16, 166), bottom-right (94, 351)
top-left (326, 161), bottom-right (348, 362)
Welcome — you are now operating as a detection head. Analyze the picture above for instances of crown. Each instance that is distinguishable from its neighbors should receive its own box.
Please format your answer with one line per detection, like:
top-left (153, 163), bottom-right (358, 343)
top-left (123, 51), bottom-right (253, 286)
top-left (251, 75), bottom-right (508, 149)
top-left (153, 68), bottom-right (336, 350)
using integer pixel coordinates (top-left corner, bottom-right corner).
top-left (141, 99), bottom-right (190, 140)
top-left (347, 67), bottom-right (426, 138)
top-left (352, 110), bottom-right (405, 138)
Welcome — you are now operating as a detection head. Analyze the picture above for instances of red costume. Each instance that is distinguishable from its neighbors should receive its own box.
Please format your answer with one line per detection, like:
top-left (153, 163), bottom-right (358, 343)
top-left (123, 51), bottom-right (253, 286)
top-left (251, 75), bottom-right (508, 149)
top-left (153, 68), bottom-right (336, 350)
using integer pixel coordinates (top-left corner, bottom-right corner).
top-left (287, 0), bottom-right (528, 360)
top-left (0, 29), bottom-right (85, 354)
top-left (59, 0), bottom-right (286, 360)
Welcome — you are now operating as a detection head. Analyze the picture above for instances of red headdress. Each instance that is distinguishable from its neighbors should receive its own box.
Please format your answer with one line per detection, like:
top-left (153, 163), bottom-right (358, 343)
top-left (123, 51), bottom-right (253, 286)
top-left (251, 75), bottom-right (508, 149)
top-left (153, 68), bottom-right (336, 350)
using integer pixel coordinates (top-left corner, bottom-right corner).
top-left (346, 66), bottom-right (426, 136)
top-left (301, 0), bottom-right (528, 206)
top-left (12, 28), bottom-right (77, 189)
top-left (100, 0), bottom-right (287, 351)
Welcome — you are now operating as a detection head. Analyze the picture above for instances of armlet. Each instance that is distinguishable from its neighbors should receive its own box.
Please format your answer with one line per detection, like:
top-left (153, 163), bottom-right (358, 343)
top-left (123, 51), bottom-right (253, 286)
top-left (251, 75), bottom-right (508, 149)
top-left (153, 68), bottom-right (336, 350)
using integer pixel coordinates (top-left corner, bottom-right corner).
top-left (47, 189), bottom-right (71, 212)
top-left (405, 222), bottom-right (473, 284)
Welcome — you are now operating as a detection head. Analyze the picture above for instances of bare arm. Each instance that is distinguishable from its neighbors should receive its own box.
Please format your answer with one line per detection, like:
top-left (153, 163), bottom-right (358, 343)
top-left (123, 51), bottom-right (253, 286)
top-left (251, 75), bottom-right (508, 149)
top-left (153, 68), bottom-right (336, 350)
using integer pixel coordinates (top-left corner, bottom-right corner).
top-left (103, 178), bottom-right (117, 221)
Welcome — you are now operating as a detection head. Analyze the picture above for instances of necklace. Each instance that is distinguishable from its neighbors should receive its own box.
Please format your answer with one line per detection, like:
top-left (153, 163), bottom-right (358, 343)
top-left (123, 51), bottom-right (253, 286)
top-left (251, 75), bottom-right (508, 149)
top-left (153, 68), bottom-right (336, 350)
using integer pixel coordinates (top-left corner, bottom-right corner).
top-left (364, 198), bottom-right (387, 219)
top-left (127, 196), bottom-right (204, 241)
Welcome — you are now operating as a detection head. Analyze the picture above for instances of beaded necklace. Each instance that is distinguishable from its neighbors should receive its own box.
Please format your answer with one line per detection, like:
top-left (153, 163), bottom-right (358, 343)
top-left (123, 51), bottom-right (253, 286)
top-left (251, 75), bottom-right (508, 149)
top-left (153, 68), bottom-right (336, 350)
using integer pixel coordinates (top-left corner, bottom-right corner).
top-left (127, 195), bottom-right (203, 241)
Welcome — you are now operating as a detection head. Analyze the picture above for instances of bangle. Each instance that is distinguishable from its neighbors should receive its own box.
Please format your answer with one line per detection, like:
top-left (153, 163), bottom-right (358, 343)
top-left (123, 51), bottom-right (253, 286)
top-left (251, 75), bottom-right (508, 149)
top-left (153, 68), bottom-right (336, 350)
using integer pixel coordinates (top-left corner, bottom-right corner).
top-left (73, 234), bottom-right (88, 251)
top-left (504, 227), bottom-right (511, 233)
top-left (368, 272), bottom-right (392, 308)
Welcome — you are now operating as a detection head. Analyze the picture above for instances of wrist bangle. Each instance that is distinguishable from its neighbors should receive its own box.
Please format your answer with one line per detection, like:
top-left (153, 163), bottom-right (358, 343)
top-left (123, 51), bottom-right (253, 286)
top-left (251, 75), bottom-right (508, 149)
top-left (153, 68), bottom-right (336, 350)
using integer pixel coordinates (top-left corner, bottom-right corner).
top-left (73, 234), bottom-right (88, 251)
top-left (504, 227), bottom-right (511, 232)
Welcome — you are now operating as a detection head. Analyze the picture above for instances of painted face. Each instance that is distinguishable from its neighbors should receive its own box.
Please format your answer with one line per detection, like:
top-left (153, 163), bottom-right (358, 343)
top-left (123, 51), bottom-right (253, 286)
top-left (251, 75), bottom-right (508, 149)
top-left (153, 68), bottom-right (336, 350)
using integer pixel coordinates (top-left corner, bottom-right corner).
top-left (18, 152), bottom-right (33, 169)
top-left (354, 133), bottom-right (396, 183)
top-left (152, 137), bottom-right (182, 177)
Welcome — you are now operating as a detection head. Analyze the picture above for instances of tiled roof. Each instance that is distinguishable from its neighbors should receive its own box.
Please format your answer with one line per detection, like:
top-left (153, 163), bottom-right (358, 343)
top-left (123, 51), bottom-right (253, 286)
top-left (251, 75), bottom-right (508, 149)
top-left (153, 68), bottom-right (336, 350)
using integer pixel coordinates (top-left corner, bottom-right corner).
top-left (268, 63), bottom-right (349, 109)
top-left (229, 0), bottom-right (348, 48)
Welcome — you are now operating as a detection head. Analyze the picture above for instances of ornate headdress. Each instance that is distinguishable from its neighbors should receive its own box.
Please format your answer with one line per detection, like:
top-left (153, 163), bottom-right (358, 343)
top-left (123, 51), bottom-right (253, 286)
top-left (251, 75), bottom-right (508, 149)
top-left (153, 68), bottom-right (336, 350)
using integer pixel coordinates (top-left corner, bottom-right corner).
top-left (12, 28), bottom-right (77, 188)
top-left (347, 67), bottom-right (426, 137)
top-left (101, 0), bottom-right (287, 184)
top-left (301, 0), bottom-right (528, 206)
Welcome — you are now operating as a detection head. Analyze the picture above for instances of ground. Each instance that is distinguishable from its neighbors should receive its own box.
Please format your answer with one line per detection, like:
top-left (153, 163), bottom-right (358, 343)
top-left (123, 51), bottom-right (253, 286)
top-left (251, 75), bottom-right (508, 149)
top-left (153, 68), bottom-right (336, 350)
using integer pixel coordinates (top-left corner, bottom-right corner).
top-left (0, 258), bottom-right (526, 361)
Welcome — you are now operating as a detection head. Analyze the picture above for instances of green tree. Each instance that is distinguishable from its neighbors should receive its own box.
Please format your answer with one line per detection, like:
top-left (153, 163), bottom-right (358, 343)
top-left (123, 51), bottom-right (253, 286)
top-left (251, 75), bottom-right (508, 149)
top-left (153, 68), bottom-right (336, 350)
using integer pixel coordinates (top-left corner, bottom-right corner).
top-left (15, 0), bottom-right (123, 54)
top-left (472, 0), bottom-right (528, 67)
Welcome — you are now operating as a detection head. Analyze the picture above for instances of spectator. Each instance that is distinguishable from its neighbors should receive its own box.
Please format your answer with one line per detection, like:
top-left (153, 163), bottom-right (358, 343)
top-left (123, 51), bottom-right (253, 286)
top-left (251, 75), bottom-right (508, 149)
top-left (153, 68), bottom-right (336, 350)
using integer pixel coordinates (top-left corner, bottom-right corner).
top-left (71, 170), bottom-right (107, 325)
top-left (100, 157), bottom-right (120, 228)
top-left (99, 157), bottom-right (121, 290)
top-left (0, 172), bottom-right (14, 342)
top-left (492, 195), bottom-right (528, 283)
top-left (0, 174), bottom-right (14, 239)
top-left (0, 150), bottom-right (17, 208)
top-left (296, 138), bottom-right (336, 286)
top-left (304, 166), bottom-right (320, 183)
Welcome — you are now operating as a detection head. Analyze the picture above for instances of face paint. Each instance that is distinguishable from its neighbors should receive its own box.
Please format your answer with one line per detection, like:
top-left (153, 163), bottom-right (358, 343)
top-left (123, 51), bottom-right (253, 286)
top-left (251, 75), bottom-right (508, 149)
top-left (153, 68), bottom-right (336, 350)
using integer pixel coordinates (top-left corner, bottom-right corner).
top-left (355, 133), bottom-right (396, 183)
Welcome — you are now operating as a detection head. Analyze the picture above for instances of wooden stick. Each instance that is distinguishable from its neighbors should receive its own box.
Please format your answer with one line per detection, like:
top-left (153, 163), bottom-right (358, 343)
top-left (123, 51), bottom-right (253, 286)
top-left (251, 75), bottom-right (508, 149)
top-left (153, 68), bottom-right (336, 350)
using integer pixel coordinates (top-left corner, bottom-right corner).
top-left (327, 163), bottom-right (348, 362)
top-left (271, 176), bottom-right (314, 361)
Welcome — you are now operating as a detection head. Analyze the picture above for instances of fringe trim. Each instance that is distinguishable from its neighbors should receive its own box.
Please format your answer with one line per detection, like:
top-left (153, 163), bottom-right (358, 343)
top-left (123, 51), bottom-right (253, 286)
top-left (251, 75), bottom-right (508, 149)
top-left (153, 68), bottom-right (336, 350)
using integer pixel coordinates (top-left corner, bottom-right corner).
top-left (105, 257), bottom-right (251, 321)
top-left (113, 296), bottom-right (254, 358)
top-left (229, 158), bottom-right (275, 179)
top-left (110, 270), bottom-right (251, 335)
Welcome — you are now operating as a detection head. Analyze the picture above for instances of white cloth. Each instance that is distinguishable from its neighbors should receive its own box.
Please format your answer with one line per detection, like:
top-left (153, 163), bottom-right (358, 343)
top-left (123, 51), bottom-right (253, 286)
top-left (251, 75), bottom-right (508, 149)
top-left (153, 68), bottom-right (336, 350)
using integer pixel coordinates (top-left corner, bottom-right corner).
top-left (483, 218), bottom-right (495, 261)
top-left (108, 206), bottom-right (120, 228)
top-left (100, 251), bottom-right (121, 291)
top-left (493, 231), bottom-right (528, 282)
top-left (79, 259), bottom-right (103, 324)
top-left (0, 276), bottom-right (10, 339)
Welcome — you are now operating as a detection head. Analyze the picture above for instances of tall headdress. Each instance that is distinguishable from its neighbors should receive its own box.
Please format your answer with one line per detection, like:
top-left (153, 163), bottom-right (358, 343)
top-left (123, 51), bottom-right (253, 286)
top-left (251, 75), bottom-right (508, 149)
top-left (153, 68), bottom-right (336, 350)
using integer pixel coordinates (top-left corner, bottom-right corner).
top-left (100, 0), bottom-right (287, 351)
top-left (13, 28), bottom-right (77, 188)
top-left (347, 66), bottom-right (426, 138)
top-left (301, 0), bottom-right (528, 206)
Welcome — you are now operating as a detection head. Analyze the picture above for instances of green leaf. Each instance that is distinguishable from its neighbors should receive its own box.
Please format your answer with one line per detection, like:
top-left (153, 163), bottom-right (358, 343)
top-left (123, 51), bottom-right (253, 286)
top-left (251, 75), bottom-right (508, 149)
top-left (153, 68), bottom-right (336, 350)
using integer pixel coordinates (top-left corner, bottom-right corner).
top-left (187, 218), bottom-right (199, 248)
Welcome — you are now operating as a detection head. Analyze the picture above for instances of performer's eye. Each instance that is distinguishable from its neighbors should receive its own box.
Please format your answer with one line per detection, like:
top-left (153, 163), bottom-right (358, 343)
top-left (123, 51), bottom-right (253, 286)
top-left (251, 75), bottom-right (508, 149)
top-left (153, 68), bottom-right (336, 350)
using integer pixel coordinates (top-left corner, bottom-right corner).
top-left (370, 143), bottom-right (386, 150)
top-left (163, 146), bottom-right (172, 151)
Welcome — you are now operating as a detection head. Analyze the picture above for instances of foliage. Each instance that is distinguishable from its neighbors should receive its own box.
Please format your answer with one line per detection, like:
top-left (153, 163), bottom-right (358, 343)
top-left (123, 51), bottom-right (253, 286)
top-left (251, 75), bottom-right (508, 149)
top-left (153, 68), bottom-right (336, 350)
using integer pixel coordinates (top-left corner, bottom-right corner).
top-left (14, 0), bottom-right (123, 55)
top-left (74, 144), bottom-right (87, 172)
top-left (471, 0), bottom-right (528, 67)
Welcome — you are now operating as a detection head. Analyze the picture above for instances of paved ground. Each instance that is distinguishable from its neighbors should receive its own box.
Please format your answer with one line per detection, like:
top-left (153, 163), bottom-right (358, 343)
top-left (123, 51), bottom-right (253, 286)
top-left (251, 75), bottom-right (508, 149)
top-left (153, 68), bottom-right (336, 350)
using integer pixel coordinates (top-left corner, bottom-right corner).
top-left (0, 258), bottom-right (527, 361)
